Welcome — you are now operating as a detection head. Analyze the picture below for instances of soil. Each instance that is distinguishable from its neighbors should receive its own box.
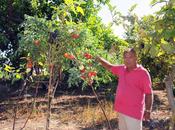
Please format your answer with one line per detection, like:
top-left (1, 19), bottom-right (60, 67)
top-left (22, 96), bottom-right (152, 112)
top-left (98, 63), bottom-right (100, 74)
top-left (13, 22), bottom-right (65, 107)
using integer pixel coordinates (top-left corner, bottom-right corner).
top-left (0, 85), bottom-right (172, 130)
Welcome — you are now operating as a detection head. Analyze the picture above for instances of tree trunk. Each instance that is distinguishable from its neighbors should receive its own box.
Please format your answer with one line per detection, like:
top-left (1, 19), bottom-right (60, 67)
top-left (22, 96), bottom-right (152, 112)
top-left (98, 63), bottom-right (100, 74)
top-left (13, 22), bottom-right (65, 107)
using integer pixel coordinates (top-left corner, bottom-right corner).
top-left (164, 73), bottom-right (175, 130)
top-left (46, 65), bottom-right (54, 130)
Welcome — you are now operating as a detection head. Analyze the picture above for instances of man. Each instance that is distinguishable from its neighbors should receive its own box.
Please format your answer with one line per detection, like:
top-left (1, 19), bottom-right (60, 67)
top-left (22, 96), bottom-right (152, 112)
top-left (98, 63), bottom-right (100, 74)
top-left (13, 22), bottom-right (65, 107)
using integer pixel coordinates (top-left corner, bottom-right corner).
top-left (96, 48), bottom-right (153, 130)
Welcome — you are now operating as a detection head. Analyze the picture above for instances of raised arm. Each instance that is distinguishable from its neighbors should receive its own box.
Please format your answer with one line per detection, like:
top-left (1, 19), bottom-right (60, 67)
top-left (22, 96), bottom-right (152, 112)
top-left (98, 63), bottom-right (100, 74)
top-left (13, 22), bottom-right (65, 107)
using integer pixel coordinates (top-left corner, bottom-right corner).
top-left (96, 56), bottom-right (116, 71)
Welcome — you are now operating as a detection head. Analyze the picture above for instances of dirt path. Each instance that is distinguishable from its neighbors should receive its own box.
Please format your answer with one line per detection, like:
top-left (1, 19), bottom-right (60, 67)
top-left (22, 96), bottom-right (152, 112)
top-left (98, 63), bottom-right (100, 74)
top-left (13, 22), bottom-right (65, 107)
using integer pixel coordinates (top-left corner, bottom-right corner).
top-left (0, 90), bottom-right (171, 130)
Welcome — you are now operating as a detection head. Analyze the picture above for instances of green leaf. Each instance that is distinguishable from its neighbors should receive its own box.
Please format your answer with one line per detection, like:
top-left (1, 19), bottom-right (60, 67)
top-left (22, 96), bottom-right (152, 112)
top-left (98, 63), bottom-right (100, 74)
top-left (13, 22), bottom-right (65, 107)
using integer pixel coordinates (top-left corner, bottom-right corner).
top-left (0, 71), bottom-right (3, 78)
top-left (4, 64), bottom-right (14, 72)
top-left (149, 44), bottom-right (159, 58)
top-left (161, 39), bottom-right (175, 54)
top-left (150, 0), bottom-right (159, 5)
top-left (150, 0), bottom-right (165, 6)
top-left (64, 0), bottom-right (74, 5)
top-left (38, 61), bottom-right (44, 66)
top-left (15, 73), bottom-right (22, 79)
top-left (129, 4), bottom-right (137, 12)
top-left (71, 6), bottom-right (77, 14)
top-left (31, 0), bottom-right (38, 9)
top-left (162, 30), bottom-right (175, 39)
top-left (77, 6), bottom-right (84, 16)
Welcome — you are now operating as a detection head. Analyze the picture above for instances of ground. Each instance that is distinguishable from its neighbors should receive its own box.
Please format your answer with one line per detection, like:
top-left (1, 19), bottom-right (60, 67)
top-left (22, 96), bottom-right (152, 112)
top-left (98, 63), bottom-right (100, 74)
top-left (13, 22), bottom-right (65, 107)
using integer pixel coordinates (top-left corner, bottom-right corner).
top-left (0, 85), bottom-right (171, 130)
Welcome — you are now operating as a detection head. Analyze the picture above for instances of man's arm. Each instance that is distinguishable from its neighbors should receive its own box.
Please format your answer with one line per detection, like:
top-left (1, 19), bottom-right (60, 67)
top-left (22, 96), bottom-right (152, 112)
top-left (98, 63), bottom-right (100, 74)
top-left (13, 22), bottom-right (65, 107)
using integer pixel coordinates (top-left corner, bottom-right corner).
top-left (144, 93), bottom-right (153, 120)
top-left (96, 56), bottom-right (116, 71)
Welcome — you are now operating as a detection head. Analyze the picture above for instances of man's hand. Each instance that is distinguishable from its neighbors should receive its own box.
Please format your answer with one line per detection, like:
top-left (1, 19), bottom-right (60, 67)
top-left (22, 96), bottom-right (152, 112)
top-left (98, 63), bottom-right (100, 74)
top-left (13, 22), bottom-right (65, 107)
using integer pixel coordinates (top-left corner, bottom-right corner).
top-left (144, 93), bottom-right (153, 121)
top-left (143, 111), bottom-right (151, 121)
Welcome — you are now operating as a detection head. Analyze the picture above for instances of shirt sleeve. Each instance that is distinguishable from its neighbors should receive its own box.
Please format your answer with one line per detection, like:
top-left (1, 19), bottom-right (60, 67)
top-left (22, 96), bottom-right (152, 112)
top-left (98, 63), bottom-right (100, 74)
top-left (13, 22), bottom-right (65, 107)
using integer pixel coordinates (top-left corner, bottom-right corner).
top-left (110, 65), bottom-right (124, 76)
top-left (141, 70), bottom-right (152, 94)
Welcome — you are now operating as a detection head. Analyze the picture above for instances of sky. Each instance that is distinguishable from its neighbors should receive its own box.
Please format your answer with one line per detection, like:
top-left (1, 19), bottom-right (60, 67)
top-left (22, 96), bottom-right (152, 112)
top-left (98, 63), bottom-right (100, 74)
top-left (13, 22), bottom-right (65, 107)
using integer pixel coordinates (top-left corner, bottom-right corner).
top-left (98, 0), bottom-right (163, 38)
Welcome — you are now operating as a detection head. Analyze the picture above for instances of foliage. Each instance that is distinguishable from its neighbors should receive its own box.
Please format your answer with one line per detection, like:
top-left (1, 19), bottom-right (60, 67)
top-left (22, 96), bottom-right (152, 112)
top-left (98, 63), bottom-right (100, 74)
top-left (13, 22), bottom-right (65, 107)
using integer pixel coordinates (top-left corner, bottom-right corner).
top-left (0, 0), bottom-right (109, 69)
top-left (15, 0), bottom-right (130, 90)
top-left (0, 0), bottom-right (34, 68)
top-left (18, 13), bottom-right (123, 89)
top-left (0, 0), bottom-right (127, 89)
top-left (139, 0), bottom-right (175, 79)
top-left (116, 0), bottom-right (175, 83)
top-left (0, 64), bottom-right (22, 85)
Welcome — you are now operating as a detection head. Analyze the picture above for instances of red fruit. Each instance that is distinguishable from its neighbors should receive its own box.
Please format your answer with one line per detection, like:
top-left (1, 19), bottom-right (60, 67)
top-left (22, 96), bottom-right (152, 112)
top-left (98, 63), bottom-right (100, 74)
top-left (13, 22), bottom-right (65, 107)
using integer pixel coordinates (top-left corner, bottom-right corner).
top-left (80, 67), bottom-right (86, 73)
top-left (88, 71), bottom-right (97, 77)
top-left (64, 53), bottom-right (69, 58)
top-left (71, 33), bottom-right (80, 39)
top-left (69, 55), bottom-right (75, 60)
top-left (34, 40), bottom-right (40, 46)
top-left (80, 75), bottom-right (86, 80)
top-left (80, 65), bottom-right (86, 73)
top-left (84, 53), bottom-right (92, 59)
top-left (26, 58), bottom-right (33, 68)
top-left (64, 53), bottom-right (75, 60)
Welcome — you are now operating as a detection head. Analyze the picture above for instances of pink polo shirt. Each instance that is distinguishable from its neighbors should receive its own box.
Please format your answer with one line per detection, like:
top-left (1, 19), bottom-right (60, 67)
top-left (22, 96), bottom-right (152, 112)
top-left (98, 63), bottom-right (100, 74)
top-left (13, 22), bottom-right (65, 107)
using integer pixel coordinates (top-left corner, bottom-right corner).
top-left (110, 64), bottom-right (152, 120)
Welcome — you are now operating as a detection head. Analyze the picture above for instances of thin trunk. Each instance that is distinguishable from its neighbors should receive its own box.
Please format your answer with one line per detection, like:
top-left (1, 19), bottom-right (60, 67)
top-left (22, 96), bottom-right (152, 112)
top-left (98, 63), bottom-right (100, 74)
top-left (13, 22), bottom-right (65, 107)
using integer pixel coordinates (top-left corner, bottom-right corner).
top-left (53, 65), bottom-right (62, 97)
top-left (12, 106), bottom-right (17, 130)
top-left (90, 85), bottom-right (112, 130)
top-left (164, 74), bottom-right (175, 130)
top-left (46, 45), bottom-right (53, 130)
top-left (12, 77), bottom-right (29, 130)
top-left (20, 82), bottom-right (39, 130)
top-left (7, 0), bottom-right (13, 19)
top-left (46, 66), bottom-right (53, 130)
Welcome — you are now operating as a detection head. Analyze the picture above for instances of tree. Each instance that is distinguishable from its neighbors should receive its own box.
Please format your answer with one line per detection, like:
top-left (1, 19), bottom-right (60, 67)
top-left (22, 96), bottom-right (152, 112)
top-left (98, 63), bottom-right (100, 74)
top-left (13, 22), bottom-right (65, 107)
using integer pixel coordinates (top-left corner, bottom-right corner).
top-left (0, 0), bottom-right (110, 68)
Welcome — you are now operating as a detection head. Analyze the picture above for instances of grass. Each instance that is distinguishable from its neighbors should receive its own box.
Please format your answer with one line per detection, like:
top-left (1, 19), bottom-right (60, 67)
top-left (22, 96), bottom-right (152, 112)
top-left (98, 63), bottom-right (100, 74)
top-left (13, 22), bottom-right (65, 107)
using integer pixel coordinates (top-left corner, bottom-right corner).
top-left (52, 99), bottom-right (118, 128)
top-left (1, 92), bottom-right (118, 129)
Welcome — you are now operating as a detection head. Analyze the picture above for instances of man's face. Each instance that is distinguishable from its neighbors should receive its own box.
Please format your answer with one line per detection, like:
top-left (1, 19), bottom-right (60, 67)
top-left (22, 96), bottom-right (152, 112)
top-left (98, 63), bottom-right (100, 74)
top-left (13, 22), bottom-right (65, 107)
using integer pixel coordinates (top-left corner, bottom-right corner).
top-left (123, 52), bottom-right (137, 68)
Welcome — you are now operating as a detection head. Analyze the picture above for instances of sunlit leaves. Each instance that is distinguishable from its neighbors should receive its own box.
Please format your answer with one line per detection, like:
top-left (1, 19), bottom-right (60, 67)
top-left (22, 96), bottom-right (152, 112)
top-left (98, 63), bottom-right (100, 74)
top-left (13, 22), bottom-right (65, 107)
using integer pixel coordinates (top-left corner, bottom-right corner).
top-left (64, 0), bottom-right (74, 5)
top-left (62, 0), bottom-right (85, 17)
top-left (149, 44), bottom-right (160, 58)
top-left (129, 4), bottom-right (137, 12)
top-left (77, 6), bottom-right (84, 15)
top-left (4, 64), bottom-right (15, 72)
top-left (150, 0), bottom-right (167, 6)
top-left (31, 0), bottom-right (39, 9)
top-left (1, 64), bottom-right (22, 80)
top-left (161, 38), bottom-right (175, 54)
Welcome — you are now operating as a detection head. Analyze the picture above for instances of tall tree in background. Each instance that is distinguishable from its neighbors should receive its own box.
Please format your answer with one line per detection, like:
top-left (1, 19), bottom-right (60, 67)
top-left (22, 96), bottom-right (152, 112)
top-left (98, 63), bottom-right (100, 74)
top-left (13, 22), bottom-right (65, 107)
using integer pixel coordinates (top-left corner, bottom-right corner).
top-left (0, 0), bottom-right (111, 68)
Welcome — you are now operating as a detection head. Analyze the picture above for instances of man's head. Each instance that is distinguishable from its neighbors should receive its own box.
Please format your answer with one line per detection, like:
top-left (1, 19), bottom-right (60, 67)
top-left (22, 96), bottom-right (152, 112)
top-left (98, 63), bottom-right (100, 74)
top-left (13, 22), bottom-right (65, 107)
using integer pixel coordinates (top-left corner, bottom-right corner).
top-left (123, 48), bottom-right (137, 70)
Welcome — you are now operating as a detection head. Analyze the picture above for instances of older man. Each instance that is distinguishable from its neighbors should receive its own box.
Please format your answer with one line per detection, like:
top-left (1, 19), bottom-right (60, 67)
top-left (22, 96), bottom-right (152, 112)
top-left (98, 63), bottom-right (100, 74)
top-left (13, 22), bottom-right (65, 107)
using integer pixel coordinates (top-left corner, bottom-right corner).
top-left (96, 48), bottom-right (153, 130)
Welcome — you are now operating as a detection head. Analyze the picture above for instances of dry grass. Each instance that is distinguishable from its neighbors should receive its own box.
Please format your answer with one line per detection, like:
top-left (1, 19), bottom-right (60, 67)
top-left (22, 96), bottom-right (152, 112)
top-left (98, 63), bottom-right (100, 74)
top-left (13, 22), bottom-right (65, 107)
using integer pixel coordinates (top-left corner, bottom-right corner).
top-left (0, 90), bottom-right (171, 130)
top-left (78, 100), bottom-right (117, 125)
top-left (1, 94), bottom-right (118, 129)
top-left (51, 99), bottom-right (118, 128)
